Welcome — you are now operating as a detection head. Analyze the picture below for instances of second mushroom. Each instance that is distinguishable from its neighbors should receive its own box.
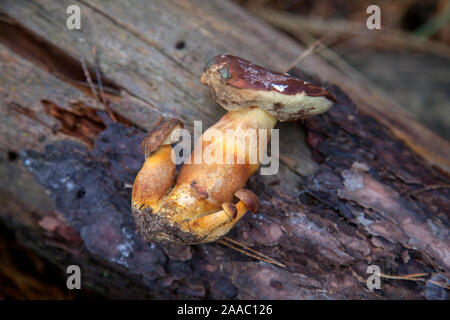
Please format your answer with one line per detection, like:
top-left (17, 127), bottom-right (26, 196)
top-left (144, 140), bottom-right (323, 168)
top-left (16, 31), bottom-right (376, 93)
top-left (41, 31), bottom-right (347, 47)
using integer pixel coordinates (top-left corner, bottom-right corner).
top-left (131, 54), bottom-right (335, 244)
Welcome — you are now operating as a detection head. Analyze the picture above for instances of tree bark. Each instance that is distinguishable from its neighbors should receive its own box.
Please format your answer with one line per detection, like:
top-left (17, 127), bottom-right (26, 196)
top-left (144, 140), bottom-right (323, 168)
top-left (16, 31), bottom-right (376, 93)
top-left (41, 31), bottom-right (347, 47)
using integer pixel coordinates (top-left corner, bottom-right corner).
top-left (0, 0), bottom-right (448, 299)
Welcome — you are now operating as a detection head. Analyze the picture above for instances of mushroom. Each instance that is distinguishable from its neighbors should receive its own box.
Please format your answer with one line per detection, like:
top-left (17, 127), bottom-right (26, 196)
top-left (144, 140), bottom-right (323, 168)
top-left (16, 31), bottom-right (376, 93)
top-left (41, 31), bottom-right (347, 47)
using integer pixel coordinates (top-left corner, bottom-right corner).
top-left (201, 54), bottom-right (335, 122)
top-left (131, 54), bottom-right (335, 244)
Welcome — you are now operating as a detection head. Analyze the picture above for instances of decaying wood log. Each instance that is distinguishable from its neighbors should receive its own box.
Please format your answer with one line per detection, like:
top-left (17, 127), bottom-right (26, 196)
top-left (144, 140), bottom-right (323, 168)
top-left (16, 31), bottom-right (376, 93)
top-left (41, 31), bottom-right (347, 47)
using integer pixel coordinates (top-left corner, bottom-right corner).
top-left (0, 0), bottom-right (449, 299)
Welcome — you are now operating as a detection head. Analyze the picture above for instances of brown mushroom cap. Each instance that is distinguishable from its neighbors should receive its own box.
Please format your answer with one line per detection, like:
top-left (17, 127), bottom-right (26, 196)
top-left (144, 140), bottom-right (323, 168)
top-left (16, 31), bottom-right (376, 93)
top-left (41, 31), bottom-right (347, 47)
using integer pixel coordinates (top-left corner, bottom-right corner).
top-left (141, 118), bottom-right (183, 158)
top-left (201, 54), bottom-right (335, 121)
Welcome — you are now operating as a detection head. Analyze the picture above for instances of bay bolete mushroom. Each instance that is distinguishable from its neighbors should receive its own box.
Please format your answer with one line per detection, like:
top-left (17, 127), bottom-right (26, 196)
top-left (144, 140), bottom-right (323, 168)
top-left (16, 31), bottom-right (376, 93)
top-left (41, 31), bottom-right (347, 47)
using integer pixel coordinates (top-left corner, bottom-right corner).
top-left (131, 54), bottom-right (335, 244)
top-left (201, 54), bottom-right (335, 122)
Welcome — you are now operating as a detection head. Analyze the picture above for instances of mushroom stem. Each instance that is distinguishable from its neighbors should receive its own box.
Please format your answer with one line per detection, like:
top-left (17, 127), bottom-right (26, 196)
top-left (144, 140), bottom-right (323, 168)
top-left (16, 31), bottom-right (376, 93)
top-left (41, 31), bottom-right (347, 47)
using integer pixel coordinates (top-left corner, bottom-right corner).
top-left (219, 107), bottom-right (277, 131)
top-left (172, 107), bottom-right (276, 208)
top-left (209, 106), bottom-right (277, 167)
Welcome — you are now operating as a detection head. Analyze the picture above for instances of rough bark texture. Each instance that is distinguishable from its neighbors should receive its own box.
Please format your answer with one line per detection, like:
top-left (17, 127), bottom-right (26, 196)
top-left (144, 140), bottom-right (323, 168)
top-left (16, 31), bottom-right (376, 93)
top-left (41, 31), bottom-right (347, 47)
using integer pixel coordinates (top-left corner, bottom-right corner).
top-left (0, 0), bottom-right (449, 299)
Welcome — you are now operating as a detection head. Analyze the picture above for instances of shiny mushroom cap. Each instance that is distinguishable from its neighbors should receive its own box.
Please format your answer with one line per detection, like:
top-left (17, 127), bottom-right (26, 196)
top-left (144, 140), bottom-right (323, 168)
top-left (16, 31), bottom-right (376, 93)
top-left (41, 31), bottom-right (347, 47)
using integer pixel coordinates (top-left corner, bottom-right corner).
top-left (201, 54), bottom-right (335, 121)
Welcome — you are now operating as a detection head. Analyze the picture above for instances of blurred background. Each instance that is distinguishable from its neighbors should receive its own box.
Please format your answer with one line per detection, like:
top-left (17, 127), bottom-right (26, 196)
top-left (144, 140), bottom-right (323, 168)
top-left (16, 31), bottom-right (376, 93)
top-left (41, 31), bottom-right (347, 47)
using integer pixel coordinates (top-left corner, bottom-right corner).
top-left (234, 0), bottom-right (450, 140)
top-left (1, 0), bottom-right (449, 299)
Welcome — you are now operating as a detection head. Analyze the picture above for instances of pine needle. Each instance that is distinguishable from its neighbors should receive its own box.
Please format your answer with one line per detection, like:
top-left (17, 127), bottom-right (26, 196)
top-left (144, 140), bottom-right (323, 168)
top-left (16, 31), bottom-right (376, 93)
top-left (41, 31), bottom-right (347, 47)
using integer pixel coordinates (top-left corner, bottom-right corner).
top-left (80, 57), bottom-right (100, 105)
top-left (218, 237), bottom-right (285, 268)
top-left (380, 272), bottom-right (450, 290)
